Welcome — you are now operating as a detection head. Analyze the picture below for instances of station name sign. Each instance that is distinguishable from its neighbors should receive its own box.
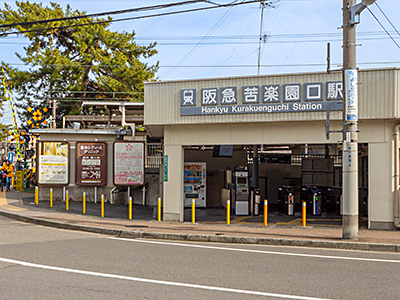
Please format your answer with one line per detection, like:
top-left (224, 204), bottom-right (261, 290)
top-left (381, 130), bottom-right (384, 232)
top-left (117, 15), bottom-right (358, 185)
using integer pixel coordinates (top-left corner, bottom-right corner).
top-left (180, 81), bottom-right (343, 116)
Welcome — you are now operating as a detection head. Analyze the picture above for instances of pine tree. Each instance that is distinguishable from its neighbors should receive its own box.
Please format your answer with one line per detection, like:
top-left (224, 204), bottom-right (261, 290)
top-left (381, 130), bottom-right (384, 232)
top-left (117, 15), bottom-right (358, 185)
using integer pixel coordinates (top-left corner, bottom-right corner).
top-left (0, 2), bottom-right (158, 125)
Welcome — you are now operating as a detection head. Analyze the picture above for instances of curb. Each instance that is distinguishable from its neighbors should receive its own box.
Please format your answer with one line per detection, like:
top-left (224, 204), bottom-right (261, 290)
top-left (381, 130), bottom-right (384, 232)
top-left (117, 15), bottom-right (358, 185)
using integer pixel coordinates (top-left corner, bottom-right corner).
top-left (1, 209), bottom-right (399, 253)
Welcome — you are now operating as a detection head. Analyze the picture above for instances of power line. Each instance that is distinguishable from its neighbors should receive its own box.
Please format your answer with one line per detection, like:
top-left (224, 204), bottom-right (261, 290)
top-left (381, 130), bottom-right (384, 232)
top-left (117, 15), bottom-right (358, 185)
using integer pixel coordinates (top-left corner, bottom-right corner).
top-left (1, 30), bottom-right (398, 42)
top-left (0, 0), bottom-right (265, 37)
top-left (4, 61), bottom-right (400, 69)
top-left (367, 7), bottom-right (400, 51)
top-left (0, 1), bottom-right (207, 29)
top-left (160, 0), bottom-right (247, 78)
top-left (374, 2), bottom-right (400, 38)
top-left (0, 35), bottom-right (398, 46)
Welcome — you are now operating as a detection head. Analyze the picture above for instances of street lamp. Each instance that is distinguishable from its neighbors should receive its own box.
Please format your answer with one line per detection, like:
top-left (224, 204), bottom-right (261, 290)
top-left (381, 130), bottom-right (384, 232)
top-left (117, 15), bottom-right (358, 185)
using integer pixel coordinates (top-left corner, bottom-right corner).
top-left (349, 0), bottom-right (377, 25)
top-left (342, 0), bottom-right (376, 240)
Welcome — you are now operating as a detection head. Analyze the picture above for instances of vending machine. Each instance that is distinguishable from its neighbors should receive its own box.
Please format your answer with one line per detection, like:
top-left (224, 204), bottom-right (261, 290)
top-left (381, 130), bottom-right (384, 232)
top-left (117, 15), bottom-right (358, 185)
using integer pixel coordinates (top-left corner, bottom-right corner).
top-left (184, 162), bottom-right (206, 208)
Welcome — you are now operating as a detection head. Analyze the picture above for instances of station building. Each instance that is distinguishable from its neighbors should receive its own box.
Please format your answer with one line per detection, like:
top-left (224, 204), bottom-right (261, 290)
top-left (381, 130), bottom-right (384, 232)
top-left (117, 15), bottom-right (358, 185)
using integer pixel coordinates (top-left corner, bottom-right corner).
top-left (144, 68), bottom-right (400, 230)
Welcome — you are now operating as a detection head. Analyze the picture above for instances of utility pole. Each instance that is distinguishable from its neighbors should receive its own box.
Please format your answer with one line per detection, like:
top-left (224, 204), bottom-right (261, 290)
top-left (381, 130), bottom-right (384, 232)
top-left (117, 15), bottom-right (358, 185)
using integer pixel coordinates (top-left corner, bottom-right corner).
top-left (342, 0), bottom-right (376, 240)
top-left (257, 1), bottom-right (266, 75)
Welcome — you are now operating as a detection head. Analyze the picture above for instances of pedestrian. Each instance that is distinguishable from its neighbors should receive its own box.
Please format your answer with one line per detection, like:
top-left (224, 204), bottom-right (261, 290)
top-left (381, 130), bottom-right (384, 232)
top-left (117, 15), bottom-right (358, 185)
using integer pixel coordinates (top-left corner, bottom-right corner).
top-left (0, 160), bottom-right (14, 191)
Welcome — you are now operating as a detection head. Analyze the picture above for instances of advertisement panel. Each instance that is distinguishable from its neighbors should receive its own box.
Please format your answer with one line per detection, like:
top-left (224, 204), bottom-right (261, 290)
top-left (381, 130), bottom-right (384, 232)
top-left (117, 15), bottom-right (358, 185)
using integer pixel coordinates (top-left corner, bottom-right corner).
top-left (38, 141), bottom-right (69, 185)
top-left (114, 141), bottom-right (144, 186)
top-left (345, 69), bottom-right (358, 122)
top-left (76, 142), bottom-right (107, 185)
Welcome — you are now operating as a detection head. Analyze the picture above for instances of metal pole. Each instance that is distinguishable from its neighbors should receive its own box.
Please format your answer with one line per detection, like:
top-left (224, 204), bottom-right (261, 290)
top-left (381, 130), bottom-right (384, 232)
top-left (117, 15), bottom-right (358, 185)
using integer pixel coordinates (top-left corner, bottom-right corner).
top-left (50, 188), bottom-right (53, 208)
top-left (264, 199), bottom-right (268, 227)
top-left (66, 190), bottom-right (69, 211)
top-left (52, 100), bottom-right (57, 129)
top-left (129, 196), bottom-right (133, 220)
top-left (101, 194), bottom-right (104, 218)
top-left (302, 201), bottom-right (306, 227)
top-left (83, 192), bottom-right (86, 214)
top-left (94, 186), bottom-right (97, 204)
top-left (227, 200), bottom-right (230, 225)
top-left (342, 0), bottom-right (359, 240)
top-left (192, 198), bottom-right (195, 224)
top-left (35, 186), bottom-right (39, 205)
top-left (157, 197), bottom-right (162, 222)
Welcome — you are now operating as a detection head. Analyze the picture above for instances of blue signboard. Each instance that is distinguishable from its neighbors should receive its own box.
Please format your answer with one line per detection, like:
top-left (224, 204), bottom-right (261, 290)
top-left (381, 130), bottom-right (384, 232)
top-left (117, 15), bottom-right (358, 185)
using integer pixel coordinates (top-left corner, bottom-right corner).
top-left (8, 152), bottom-right (14, 162)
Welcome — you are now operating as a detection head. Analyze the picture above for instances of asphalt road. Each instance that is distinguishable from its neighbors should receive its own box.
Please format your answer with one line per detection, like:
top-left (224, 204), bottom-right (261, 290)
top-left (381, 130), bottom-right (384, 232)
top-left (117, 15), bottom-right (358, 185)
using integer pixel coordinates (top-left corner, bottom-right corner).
top-left (0, 216), bottom-right (399, 300)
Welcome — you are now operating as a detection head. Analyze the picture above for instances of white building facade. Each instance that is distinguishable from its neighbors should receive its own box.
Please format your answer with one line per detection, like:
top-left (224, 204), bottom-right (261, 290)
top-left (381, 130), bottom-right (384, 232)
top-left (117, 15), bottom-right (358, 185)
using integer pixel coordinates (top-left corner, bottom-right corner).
top-left (145, 68), bottom-right (400, 230)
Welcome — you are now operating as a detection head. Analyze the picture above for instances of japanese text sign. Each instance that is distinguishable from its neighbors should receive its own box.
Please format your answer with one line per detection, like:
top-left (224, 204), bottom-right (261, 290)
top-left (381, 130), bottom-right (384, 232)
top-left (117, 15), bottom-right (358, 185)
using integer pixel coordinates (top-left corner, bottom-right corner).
top-left (114, 142), bottom-right (145, 186)
top-left (76, 142), bottom-right (107, 186)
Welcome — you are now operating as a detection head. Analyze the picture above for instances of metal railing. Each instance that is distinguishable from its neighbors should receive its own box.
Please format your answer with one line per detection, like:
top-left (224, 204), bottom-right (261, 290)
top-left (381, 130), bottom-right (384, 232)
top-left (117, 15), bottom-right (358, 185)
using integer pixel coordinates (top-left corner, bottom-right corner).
top-left (146, 143), bottom-right (163, 169)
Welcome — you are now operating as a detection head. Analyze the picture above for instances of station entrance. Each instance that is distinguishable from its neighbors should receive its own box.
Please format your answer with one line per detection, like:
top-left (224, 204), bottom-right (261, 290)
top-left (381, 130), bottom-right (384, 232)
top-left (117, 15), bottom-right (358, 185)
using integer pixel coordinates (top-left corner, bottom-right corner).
top-left (183, 143), bottom-right (368, 227)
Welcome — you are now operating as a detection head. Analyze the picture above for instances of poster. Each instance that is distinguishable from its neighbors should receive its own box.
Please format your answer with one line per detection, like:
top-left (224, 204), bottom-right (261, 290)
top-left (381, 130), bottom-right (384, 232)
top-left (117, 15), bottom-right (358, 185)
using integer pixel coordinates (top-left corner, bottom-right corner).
top-left (76, 142), bottom-right (107, 185)
top-left (114, 142), bottom-right (144, 185)
top-left (38, 141), bottom-right (69, 185)
top-left (345, 69), bottom-right (358, 122)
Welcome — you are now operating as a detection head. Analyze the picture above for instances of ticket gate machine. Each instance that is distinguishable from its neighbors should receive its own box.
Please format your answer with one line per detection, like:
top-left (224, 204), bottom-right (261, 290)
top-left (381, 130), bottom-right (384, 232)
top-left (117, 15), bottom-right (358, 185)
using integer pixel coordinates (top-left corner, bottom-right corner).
top-left (278, 186), bottom-right (295, 216)
top-left (233, 167), bottom-right (250, 216)
top-left (302, 186), bottom-right (322, 216)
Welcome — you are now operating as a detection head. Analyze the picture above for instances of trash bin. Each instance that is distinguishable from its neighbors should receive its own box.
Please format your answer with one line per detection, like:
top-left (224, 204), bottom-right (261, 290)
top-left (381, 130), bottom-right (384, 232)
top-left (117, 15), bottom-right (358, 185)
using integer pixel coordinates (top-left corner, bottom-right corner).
top-left (302, 186), bottom-right (322, 216)
top-left (278, 186), bottom-right (295, 216)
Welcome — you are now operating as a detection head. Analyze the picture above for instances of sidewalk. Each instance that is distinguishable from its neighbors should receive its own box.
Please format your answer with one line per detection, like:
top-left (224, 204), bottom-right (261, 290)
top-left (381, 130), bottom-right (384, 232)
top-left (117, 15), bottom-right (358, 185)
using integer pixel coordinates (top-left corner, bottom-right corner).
top-left (1, 189), bottom-right (400, 253)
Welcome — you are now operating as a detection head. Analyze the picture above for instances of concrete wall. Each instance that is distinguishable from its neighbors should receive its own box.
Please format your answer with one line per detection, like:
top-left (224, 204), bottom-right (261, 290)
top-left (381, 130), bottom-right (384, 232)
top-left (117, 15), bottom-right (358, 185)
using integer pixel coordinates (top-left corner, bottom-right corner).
top-left (163, 145), bottom-right (184, 221)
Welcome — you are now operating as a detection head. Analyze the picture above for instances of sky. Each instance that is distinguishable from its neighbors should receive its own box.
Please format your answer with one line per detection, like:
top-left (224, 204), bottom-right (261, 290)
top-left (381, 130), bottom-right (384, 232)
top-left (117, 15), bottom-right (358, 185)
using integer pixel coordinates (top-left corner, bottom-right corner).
top-left (0, 0), bottom-right (400, 124)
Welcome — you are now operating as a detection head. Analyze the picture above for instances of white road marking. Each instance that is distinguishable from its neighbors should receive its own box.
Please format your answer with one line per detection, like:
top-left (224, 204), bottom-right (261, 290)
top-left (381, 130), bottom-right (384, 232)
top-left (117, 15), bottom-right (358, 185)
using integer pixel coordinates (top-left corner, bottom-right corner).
top-left (103, 237), bottom-right (400, 264)
top-left (0, 256), bottom-right (332, 300)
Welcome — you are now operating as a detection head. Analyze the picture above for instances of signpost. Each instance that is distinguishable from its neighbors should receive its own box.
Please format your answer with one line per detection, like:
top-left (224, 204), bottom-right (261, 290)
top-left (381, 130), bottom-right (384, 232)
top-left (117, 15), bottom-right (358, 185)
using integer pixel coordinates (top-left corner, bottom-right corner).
top-left (76, 142), bottom-right (107, 185)
top-left (164, 155), bottom-right (168, 182)
top-left (114, 141), bottom-right (145, 186)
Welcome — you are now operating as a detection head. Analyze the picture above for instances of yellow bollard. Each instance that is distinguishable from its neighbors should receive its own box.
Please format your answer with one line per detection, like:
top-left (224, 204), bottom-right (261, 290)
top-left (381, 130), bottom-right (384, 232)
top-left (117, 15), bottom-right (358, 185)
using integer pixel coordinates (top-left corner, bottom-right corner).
top-left (66, 190), bottom-right (69, 211)
top-left (227, 200), bottom-right (230, 225)
top-left (264, 199), bottom-right (268, 227)
top-left (129, 196), bottom-right (132, 220)
top-left (101, 194), bottom-right (104, 218)
top-left (50, 188), bottom-right (53, 208)
top-left (192, 198), bottom-right (196, 224)
top-left (35, 186), bottom-right (39, 205)
top-left (302, 201), bottom-right (306, 227)
top-left (157, 197), bottom-right (162, 222)
top-left (83, 192), bottom-right (86, 214)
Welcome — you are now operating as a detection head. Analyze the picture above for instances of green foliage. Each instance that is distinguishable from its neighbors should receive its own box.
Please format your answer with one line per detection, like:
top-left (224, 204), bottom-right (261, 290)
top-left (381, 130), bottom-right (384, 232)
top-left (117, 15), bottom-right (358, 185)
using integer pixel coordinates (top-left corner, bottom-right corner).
top-left (0, 1), bottom-right (158, 124)
top-left (0, 123), bottom-right (11, 141)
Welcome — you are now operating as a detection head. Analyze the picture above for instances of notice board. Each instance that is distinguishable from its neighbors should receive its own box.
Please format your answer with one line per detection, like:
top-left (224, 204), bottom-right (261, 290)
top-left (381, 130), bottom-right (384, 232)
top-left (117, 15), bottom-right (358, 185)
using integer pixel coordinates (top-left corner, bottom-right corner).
top-left (38, 141), bottom-right (69, 185)
top-left (76, 142), bottom-right (107, 185)
top-left (114, 141), bottom-right (145, 186)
